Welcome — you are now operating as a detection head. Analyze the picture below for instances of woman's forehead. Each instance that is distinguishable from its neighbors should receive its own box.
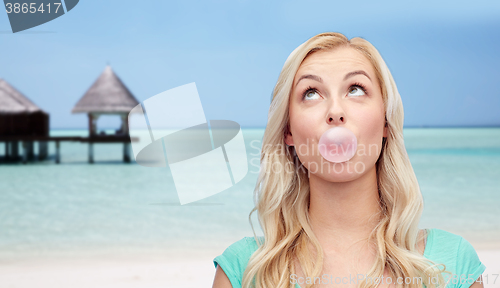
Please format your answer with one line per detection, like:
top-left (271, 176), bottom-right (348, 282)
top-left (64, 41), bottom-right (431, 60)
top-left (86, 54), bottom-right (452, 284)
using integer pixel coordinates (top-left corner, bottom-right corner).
top-left (295, 48), bottom-right (374, 80)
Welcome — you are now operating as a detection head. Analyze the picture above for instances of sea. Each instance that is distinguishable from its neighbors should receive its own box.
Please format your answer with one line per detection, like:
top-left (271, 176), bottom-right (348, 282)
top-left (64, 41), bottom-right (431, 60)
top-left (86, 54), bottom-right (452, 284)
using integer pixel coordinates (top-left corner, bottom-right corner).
top-left (0, 128), bottom-right (499, 260)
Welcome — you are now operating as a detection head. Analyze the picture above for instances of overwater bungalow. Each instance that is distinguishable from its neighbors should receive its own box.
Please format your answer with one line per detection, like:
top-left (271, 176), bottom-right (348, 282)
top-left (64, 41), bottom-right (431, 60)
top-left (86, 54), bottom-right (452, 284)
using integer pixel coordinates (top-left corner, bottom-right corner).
top-left (0, 79), bottom-right (49, 161)
top-left (72, 65), bottom-right (140, 163)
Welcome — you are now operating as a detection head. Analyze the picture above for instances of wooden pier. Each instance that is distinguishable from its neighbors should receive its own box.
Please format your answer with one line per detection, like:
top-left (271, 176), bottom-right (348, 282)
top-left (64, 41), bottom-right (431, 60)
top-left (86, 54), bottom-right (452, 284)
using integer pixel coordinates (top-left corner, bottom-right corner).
top-left (0, 135), bottom-right (138, 164)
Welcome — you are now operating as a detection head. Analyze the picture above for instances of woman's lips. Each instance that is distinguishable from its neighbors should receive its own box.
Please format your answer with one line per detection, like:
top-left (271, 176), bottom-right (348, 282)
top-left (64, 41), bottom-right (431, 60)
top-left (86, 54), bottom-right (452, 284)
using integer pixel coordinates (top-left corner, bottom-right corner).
top-left (318, 127), bottom-right (358, 163)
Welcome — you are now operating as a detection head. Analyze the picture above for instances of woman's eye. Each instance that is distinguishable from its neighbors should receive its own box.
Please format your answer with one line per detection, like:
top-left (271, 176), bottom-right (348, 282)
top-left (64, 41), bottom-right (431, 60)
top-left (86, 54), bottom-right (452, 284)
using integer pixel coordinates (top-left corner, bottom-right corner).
top-left (348, 85), bottom-right (366, 97)
top-left (303, 89), bottom-right (320, 100)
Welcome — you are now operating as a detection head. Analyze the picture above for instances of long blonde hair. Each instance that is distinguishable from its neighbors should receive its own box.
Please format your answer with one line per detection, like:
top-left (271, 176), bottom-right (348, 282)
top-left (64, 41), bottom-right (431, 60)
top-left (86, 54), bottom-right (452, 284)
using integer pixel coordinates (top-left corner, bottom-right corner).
top-left (243, 32), bottom-right (451, 288)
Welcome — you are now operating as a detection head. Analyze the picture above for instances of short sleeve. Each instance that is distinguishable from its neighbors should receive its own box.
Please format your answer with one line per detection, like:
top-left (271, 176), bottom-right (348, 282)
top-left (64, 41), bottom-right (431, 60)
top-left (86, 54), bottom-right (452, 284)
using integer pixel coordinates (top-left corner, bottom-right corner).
top-left (213, 237), bottom-right (257, 288)
top-left (454, 237), bottom-right (486, 288)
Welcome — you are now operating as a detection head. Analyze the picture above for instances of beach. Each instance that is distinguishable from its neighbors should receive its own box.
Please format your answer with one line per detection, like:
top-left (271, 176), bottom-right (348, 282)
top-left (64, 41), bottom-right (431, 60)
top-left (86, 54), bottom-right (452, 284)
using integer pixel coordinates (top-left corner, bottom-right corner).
top-left (0, 248), bottom-right (498, 288)
top-left (0, 128), bottom-right (499, 287)
top-left (0, 251), bottom-right (221, 288)
top-left (0, 252), bottom-right (217, 288)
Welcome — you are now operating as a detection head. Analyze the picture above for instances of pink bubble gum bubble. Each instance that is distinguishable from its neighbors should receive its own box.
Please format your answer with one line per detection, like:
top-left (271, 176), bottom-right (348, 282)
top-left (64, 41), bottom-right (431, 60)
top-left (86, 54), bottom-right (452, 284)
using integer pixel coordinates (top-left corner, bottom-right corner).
top-left (318, 127), bottom-right (358, 163)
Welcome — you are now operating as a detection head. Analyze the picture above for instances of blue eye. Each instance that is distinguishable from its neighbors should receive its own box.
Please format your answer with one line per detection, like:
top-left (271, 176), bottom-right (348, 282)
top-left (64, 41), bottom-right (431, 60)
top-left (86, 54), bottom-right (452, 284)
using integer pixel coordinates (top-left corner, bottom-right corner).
top-left (302, 87), bottom-right (320, 100)
top-left (348, 83), bottom-right (368, 97)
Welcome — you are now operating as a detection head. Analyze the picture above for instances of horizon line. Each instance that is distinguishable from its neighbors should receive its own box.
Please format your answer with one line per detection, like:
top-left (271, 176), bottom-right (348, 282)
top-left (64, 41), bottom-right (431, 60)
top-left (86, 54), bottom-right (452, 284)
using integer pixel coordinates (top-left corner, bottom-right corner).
top-left (49, 125), bottom-right (500, 130)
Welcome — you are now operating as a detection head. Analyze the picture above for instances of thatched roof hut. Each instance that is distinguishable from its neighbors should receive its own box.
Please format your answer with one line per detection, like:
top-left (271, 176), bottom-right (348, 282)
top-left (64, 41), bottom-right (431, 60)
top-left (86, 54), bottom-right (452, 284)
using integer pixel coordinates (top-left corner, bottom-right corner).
top-left (72, 66), bottom-right (140, 136)
top-left (0, 78), bottom-right (49, 136)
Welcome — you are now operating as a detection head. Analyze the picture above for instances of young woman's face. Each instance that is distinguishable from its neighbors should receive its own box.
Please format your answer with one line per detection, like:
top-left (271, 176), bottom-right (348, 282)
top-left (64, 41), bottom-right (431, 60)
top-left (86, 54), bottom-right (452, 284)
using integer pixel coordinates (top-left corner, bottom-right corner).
top-left (285, 47), bottom-right (387, 181)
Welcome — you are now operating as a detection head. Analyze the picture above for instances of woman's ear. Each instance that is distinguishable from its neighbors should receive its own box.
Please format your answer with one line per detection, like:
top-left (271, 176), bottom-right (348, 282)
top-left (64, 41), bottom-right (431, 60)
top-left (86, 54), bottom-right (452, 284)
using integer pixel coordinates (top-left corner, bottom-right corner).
top-left (285, 133), bottom-right (294, 146)
top-left (383, 117), bottom-right (388, 138)
top-left (284, 123), bottom-right (294, 146)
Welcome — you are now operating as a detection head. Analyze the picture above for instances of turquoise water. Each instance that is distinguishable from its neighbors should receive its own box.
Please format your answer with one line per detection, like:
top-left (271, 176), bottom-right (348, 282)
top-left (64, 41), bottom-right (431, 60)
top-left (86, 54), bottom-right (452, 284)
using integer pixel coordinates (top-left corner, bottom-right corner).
top-left (0, 128), bottom-right (499, 259)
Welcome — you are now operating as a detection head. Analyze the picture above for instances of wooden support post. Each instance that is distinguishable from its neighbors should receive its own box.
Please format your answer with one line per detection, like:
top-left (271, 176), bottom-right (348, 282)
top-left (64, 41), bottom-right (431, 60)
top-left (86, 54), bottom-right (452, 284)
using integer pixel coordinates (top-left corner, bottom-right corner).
top-left (27, 141), bottom-right (34, 160)
top-left (22, 141), bottom-right (27, 164)
top-left (38, 141), bottom-right (48, 160)
top-left (4, 141), bottom-right (9, 160)
top-left (120, 114), bottom-right (129, 135)
top-left (88, 113), bottom-right (94, 136)
top-left (12, 141), bottom-right (19, 160)
top-left (8, 141), bottom-right (19, 161)
top-left (123, 142), bottom-right (130, 163)
top-left (89, 142), bottom-right (94, 164)
top-left (55, 141), bottom-right (60, 164)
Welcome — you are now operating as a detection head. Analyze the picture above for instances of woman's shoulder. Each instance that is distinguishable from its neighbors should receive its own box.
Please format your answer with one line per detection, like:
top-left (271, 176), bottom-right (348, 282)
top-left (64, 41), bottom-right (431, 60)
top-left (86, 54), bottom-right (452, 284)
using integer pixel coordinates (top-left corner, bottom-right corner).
top-left (213, 236), bottom-right (263, 288)
top-left (425, 228), bottom-right (481, 260)
top-left (425, 228), bottom-right (463, 256)
top-left (425, 228), bottom-right (486, 287)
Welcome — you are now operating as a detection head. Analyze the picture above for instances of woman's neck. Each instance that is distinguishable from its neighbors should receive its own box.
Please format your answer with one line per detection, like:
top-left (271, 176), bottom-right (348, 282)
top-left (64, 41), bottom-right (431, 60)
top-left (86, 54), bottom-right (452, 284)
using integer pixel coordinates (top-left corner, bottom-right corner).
top-left (307, 164), bottom-right (382, 254)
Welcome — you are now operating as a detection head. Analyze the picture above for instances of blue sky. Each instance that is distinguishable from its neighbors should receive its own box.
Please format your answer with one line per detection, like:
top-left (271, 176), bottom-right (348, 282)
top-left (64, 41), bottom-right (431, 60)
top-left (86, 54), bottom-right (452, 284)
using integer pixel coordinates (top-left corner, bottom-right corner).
top-left (1, 0), bottom-right (499, 128)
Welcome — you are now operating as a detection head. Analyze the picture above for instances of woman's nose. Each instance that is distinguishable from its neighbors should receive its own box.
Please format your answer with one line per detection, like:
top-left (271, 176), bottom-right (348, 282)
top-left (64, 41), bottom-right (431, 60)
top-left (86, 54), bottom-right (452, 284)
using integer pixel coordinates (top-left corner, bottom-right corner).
top-left (326, 101), bottom-right (346, 125)
top-left (328, 115), bottom-right (345, 124)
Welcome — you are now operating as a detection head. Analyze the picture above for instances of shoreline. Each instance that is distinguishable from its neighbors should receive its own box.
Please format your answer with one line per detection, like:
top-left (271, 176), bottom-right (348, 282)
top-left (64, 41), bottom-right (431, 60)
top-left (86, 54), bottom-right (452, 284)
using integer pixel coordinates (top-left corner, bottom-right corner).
top-left (0, 248), bottom-right (498, 288)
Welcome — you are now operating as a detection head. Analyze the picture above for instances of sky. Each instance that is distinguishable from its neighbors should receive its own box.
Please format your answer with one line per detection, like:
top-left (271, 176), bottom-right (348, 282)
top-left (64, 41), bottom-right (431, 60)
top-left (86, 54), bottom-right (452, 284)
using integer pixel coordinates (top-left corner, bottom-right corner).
top-left (1, 0), bottom-right (499, 129)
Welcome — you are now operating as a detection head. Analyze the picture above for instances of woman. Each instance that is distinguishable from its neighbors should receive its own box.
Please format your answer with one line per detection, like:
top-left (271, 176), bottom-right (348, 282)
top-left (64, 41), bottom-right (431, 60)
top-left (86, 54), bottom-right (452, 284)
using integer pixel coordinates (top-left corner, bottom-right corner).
top-left (212, 32), bottom-right (486, 288)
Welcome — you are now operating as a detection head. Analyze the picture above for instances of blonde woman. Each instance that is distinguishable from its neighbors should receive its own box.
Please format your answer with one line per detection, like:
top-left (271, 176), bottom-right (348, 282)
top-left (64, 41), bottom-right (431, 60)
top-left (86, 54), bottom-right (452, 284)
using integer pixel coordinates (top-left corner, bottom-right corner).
top-left (212, 32), bottom-right (486, 288)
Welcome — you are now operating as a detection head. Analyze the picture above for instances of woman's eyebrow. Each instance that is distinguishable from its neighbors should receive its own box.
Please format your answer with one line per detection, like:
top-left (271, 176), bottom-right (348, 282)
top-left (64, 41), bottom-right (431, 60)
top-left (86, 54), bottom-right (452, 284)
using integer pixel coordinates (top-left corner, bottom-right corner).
top-left (295, 74), bottom-right (322, 88)
top-left (344, 70), bottom-right (371, 82)
top-left (295, 70), bottom-right (371, 88)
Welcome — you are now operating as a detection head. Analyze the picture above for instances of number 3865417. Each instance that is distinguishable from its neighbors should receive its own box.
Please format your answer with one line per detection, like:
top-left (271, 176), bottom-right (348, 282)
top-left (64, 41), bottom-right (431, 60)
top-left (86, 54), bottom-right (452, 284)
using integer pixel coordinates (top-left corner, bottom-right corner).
top-left (5, 3), bottom-right (62, 14)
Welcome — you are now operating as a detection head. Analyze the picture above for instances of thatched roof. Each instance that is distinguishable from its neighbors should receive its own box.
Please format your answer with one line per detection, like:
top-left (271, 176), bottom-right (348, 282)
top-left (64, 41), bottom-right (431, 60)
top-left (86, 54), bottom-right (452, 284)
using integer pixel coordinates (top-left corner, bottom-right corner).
top-left (72, 66), bottom-right (140, 114)
top-left (0, 79), bottom-right (47, 114)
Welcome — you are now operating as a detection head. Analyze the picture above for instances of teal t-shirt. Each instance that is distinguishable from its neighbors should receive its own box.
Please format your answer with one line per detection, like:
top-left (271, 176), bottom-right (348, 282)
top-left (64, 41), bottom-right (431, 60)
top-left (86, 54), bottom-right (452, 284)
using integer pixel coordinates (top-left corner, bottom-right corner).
top-left (213, 228), bottom-right (486, 288)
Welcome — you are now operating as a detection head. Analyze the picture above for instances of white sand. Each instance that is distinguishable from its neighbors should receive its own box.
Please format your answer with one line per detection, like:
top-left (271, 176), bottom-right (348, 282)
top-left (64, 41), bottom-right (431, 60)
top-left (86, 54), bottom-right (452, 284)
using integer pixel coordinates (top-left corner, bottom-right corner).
top-left (0, 253), bottom-right (218, 288)
top-left (477, 250), bottom-right (500, 288)
top-left (0, 250), bottom-right (498, 288)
